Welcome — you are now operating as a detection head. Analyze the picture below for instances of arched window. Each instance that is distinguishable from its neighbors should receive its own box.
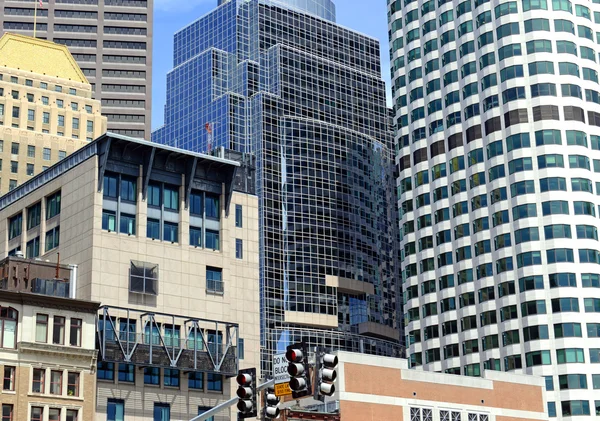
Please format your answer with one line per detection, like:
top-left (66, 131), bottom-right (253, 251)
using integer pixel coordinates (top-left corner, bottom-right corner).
top-left (0, 306), bottom-right (18, 348)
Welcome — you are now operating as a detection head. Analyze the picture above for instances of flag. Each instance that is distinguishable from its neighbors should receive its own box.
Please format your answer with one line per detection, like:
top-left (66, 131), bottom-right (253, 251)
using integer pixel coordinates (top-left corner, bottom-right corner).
top-left (39, 0), bottom-right (43, 7)
top-left (204, 123), bottom-right (212, 134)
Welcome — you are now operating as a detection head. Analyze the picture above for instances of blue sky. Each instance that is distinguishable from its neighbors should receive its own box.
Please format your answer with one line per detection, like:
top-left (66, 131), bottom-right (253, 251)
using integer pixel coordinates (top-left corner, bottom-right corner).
top-left (151, 0), bottom-right (391, 130)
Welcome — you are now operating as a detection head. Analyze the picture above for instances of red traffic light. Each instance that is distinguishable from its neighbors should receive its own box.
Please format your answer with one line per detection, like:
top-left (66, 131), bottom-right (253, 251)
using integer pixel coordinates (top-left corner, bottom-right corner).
top-left (237, 373), bottom-right (252, 386)
top-left (286, 348), bottom-right (303, 362)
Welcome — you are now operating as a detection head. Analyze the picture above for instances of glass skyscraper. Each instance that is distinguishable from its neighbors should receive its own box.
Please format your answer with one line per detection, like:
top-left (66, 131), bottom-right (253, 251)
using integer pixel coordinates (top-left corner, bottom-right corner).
top-left (390, 0), bottom-right (600, 416)
top-left (153, 0), bottom-right (403, 372)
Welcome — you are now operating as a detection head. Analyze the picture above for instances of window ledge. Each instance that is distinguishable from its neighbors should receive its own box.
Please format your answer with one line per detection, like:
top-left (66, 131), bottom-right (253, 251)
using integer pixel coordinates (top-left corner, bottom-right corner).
top-left (28, 393), bottom-right (84, 401)
top-left (206, 290), bottom-right (224, 296)
top-left (207, 390), bottom-right (223, 394)
top-left (2, 390), bottom-right (16, 395)
top-left (164, 385), bottom-right (180, 390)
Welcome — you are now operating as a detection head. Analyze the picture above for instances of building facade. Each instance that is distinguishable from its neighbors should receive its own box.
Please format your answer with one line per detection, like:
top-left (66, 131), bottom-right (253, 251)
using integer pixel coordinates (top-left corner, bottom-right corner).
top-left (0, 33), bottom-right (106, 195)
top-left (0, 0), bottom-right (152, 139)
top-left (389, 0), bottom-right (600, 417)
top-left (0, 257), bottom-right (99, 421)
top-left (0, 133), bottom-right (260, 420)
top-left (310, 351), bottom-right (548, 421)
top-left (153, 0), bottom-right (402, 374)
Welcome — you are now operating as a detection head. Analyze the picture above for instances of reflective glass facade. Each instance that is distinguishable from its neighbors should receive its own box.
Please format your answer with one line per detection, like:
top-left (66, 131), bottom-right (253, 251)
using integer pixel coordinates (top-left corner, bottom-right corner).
top-left (153, 0), bottom-right (403, 372)
top-left (390, 0), bottom-right (600, 415)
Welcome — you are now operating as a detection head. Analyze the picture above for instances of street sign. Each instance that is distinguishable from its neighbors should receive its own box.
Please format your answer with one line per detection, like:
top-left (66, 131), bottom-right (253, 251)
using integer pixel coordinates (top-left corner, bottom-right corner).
top-left (273, 353), bottom-right (290, 384)
top-left (274, 382), bottom-right (292, 397)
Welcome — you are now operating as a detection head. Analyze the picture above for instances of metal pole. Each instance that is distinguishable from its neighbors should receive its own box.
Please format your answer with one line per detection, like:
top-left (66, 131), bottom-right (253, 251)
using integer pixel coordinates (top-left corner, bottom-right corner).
top-left (33, 0), bottom-right (38, 38)
top-left (189, 379), bottom-right (275, 421)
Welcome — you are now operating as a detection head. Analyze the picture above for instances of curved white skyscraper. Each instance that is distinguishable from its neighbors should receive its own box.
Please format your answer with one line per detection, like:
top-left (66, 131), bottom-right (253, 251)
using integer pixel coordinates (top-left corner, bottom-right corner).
top-left (389, 0), bottom-right (600, 417)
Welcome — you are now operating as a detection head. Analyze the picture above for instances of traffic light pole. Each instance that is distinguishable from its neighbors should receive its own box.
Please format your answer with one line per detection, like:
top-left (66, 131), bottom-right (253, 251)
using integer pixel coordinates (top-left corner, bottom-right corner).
top-left (189, 379), bottom-right (275, 421)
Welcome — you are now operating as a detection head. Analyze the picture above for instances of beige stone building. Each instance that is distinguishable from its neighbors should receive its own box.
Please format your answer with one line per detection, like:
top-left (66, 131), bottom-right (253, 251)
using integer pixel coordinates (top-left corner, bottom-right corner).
top-left (283, 351), bottom-right (549, 421)
top-left (0, 132), bottom-right (260, 421)
top-left (0, 257), bottom-right (99, 421)
top-left (0, 32), bottom-right (106, 194)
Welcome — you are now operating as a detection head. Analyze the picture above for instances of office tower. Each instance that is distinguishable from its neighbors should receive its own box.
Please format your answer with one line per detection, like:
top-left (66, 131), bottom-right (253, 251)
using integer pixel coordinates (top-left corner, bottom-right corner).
top-left (0, 0), bottom-right (152, 139)
top-left (389, 0), bottom-right (600, 416)
top-left (0, 257), bottom-right (99, 421)
top-left (0, 33), bottom-right (106, 194)
top-left (0, 133), bottom-right (260, 421)
top-left (153, 0), bottom-right (402, 373)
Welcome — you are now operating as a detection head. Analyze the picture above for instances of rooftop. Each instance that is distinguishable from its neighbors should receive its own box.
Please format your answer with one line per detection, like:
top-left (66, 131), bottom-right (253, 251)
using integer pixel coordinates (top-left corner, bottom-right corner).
top-left (0, 132), bottom-right (244, 211)
top-left (0, 33), bottom-right (88, 84)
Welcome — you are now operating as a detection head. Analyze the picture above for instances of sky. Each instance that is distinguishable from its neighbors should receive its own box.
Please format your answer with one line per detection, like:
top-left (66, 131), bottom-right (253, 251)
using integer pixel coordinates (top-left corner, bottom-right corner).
top-left (151, 0), bottom-right (391, 131)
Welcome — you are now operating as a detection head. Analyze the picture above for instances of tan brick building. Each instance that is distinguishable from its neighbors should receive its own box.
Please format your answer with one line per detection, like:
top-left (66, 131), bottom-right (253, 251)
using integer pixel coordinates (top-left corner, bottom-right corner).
top-left (0, 260), bottom-right (99, 421)
top-left (0, 132), bottom-right (260, 421)
top-left (284, 351), bottom-right (548, 421)
top-left (0, 33), bottom-right (106, 195)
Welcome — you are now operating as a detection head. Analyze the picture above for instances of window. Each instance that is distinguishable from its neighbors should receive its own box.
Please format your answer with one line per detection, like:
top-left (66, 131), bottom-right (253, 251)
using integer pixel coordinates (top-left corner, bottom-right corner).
top-left (31, 407), bottom-right (43, 421)
top-left (555, 323), bottom-right (582, 338)
top-left (207, 267), bottom-right (223, 293)
top-left (3, 366), bottom-right (15, 390)
top-left (585, 298), bottom-right (600, 312)
top-left (107, 399), bottom-right (124, 421)
top-left (70, 318), bottom-right (82, 347)
top-left (500, 305), bottom-right (518, 321)
top-left (235, 204), bottom-right (242, 227)
top-left (1, 405), bottom-right (13, 421)
top-left (46, 191), bottom-right (61, 219)
top-left (164, 369), bottom-right (179, 388)
top-left (50, 370), bottom-right (62, 394)
top-left (115, 364), bottom-right (134, 383)
top-left (206, 230), bottom-right (219, 250)
top-left (207, 373), bottom-right (222, 391)
top-left (543, 200), bottom-right (569, 215)
top-left (515, 229), bottom-right (540, 246)
top-left (45, 226), bottom-right (60, 251)
top-left (522, 300), bottom-right (547, 316)
top-left (205, 194), bottom-right (220, 219)
top-left (144, 367), bottom-right (160, 385)
top-left (552, 297), bottom-right (580, 312)
top-left (561, 401), bottom-right (590, 416)
top-left (36, 314), bottom-right (48, 342)
top-left (198, 408), bottom-right (214, 421)
top-left (189, 372), bottom-right (204, 389)
top-left (8, 213), bottom-right (22, 240)
top-left (53, 316), bottom-right (65, 344)
top-left (526, 350), bottom-right (552, 367)
top-left (235, 239), bottom-right (243, 259)
top-left (559, 374), bottom-right (587, 390)
top-left (32, 368), bottom-right (45, 393)
top-left (11, 107), bottom-right (19, 119)
top-left (130, 261), bottom-right (158, 295)
top-left (163, 222), bottom-right (178, 243)
top-left (66, 410), bottom-right (78, 421)
top-left (556, 348), bottom-right (585, 364)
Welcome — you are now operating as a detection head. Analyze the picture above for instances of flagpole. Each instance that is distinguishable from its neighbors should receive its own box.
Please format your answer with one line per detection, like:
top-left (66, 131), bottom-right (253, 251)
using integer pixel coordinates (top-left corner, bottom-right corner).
top-left (33, 0), bottom-right (37, 38)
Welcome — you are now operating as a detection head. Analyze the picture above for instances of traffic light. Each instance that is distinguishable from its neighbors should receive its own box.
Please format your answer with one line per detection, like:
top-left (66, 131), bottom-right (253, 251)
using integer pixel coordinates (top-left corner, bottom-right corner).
top-left (286, 341), bottom-right (311, 398)
top-left (264, 387), bottom-right (280, 419)
top-left (317, 352), bottom-right (338, 397)
top-left (236, 368), bottom-right (257, 418)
